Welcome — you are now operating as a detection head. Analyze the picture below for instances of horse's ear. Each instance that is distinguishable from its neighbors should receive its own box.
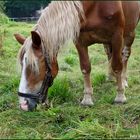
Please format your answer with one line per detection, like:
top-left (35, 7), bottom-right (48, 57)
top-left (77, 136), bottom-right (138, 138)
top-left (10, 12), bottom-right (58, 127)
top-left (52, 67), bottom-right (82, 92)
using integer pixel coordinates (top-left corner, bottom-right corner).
top-left (14, 33), bottom-right (26, 45)
top-left (31, 31), bottom-right (41, 48)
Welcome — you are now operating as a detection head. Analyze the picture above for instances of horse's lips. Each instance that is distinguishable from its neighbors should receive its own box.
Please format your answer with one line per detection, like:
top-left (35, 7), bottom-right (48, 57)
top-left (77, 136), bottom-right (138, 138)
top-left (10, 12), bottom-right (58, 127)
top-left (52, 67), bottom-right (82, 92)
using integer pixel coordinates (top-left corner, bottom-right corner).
top-left (20, 103), bottom-right (28, 111)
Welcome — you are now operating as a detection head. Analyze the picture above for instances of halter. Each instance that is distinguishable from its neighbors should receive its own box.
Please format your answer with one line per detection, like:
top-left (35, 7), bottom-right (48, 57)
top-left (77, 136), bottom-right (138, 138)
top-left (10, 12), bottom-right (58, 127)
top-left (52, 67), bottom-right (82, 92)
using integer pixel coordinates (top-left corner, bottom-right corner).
top-left (18, 54), bottom-right (53, 104)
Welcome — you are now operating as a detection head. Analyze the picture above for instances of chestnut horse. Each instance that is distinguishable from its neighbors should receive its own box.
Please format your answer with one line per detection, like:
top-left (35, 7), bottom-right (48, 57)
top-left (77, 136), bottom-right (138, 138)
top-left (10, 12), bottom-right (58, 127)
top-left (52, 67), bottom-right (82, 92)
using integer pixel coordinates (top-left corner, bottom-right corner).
top-left (14, 1), bottom-right (140, 111)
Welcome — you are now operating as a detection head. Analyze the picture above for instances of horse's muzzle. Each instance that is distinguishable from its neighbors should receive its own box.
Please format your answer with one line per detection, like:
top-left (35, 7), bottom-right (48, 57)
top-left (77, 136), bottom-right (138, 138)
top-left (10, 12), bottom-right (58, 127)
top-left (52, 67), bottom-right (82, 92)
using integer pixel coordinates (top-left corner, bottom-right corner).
top-left (20, 98), bottom-right (37, 111)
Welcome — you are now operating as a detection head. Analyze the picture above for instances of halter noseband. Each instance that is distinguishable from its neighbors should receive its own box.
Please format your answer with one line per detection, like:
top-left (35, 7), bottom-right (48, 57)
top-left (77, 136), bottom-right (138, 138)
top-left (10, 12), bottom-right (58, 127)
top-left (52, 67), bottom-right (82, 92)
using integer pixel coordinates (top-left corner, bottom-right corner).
top-left (18, 55), bottom-right (53, 104)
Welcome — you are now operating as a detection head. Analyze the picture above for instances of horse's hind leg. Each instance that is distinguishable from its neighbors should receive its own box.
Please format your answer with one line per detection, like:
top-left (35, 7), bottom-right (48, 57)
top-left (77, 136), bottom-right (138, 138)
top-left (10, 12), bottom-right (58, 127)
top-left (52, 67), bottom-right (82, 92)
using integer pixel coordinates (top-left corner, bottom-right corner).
top-left (104, 44), bottom-right (115, 81)
top-left (111, 28), bottom-right (126, 103)
top-left (76, 43), bottom-right (93, 106)
top-left (122, 32), bottom-right (135, 87)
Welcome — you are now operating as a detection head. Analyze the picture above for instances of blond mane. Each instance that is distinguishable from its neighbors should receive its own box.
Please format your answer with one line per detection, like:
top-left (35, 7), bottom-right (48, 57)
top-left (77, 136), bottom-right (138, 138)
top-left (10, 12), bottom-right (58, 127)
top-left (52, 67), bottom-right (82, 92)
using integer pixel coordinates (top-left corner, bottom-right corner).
top-left (34, 1), bottom-right (85, 58)
top-left (18, 1), bottom-right (85, 73)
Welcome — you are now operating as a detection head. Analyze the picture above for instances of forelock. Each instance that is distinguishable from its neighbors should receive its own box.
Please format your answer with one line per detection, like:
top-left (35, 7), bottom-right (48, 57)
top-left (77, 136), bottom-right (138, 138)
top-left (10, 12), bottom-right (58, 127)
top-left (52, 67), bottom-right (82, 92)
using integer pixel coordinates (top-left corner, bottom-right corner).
top-left (18, 37), bottom-right (39, 74)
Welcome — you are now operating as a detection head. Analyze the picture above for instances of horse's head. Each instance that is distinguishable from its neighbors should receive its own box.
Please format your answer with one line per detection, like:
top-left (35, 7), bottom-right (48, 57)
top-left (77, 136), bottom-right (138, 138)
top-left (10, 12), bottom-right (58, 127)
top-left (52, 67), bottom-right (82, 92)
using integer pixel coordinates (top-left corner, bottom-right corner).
top-left (14, 31), bottom-right (58, 111)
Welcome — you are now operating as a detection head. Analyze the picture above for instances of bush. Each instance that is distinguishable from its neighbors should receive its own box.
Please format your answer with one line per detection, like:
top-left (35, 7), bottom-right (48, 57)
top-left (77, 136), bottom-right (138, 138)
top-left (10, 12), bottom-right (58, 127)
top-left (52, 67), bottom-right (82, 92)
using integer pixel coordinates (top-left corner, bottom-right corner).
top-left (0, 13), bottom-right (9, 24)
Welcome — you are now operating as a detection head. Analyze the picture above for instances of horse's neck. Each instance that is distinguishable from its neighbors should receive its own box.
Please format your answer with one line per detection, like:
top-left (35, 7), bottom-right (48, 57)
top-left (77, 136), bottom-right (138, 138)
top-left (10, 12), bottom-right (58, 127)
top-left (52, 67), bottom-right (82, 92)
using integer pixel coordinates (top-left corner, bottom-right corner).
top-left (36, 1), bottom-right (84, 59)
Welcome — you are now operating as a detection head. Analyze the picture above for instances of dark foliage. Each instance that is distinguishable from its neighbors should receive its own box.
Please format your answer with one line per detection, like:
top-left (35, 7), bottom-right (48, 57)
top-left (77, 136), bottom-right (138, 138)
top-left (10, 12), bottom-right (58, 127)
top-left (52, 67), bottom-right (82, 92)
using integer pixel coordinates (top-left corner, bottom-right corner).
top-left (3, 0), bottom-right (51, 18)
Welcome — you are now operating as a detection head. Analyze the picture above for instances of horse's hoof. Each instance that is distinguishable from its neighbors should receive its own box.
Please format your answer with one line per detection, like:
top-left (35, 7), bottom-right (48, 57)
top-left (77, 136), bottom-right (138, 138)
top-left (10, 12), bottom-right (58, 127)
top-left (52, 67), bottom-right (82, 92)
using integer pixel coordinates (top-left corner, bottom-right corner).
top-left (81, 94), bottom-right (94, 106)
top-left (81, 100), bottom-right (94, 106)
top-left (114, 94), bottom-right (127, 104)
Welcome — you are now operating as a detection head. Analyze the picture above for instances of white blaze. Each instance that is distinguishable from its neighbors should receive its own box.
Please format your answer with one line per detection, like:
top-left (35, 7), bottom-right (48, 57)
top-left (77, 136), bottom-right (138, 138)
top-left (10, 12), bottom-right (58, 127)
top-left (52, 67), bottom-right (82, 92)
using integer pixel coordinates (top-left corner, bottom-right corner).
top-left (18, 53), bottom-right (30, 104)
top-left (19, 53), bottom-right (29, 93)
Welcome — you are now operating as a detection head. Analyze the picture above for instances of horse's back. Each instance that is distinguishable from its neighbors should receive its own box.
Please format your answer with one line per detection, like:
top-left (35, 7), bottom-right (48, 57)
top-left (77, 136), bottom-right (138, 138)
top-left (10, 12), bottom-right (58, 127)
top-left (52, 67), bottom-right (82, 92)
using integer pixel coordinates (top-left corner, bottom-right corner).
top-left (82, 1), bottom-right (139, 28)
top-left (80, 1), bottom-right (140, 45)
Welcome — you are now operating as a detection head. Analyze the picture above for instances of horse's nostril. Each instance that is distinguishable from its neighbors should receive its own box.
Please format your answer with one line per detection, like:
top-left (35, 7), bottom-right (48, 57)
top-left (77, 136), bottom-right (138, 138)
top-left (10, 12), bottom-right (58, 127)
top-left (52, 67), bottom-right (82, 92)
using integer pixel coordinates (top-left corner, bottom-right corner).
top-left (21, 99), bottom-right (28, 105)
top-left (25, 99), bottom-right (29, 105)
top-left (20, 101), bottom-right (29, 111)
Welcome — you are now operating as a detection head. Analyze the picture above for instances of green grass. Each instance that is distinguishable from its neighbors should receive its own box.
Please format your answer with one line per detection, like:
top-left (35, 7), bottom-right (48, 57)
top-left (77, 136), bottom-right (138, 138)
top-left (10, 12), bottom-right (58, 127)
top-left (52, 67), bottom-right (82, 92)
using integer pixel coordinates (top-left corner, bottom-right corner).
top-left (0, 16), bottom-right (140, 139)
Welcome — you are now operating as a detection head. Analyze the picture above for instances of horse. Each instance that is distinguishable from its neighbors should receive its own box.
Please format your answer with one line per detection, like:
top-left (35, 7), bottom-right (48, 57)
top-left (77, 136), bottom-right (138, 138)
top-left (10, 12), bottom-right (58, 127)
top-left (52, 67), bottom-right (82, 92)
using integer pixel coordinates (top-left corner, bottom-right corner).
top-left (14, 1), bottom-right (140, 111)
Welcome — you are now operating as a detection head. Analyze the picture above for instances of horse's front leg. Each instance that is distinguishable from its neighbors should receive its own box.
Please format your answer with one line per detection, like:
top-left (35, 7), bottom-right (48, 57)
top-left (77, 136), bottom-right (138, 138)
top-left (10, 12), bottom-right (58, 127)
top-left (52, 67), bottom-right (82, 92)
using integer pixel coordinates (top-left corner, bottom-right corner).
top-left (111, 28), bottom-right (126, 103)
top-left (76, 43), bottom-right (94, 106)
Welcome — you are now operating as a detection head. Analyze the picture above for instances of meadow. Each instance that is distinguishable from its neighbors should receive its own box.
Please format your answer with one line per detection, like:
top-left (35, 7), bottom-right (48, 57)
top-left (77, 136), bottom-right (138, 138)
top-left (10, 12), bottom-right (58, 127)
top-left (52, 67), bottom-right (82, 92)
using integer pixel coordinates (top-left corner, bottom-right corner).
top-left (0, 14), bottom-right (140, 139)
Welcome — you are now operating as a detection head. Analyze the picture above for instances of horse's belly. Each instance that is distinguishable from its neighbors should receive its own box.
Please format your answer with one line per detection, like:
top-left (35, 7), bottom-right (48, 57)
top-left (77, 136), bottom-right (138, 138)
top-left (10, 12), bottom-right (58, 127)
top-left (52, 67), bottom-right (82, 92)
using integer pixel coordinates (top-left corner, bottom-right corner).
top-left (78, 28), bottom-right (112, 46)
